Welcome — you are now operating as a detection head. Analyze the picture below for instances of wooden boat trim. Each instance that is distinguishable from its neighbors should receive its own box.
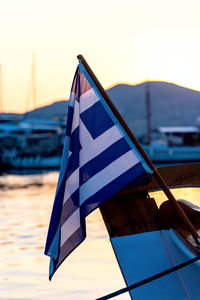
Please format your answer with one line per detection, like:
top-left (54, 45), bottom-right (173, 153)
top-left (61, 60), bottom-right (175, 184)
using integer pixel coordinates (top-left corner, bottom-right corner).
top-left (100, 163), bottom-right (200, 257)
top-left (120, 163), bottom-right (200, 194)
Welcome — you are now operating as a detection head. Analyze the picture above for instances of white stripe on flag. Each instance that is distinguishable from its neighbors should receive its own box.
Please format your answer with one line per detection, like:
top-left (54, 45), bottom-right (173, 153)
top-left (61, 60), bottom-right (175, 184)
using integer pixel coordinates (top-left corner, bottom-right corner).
top-left (79, 122), bottom-right (123, 167)
top-left (71, 99), bottom-right (79, 133)
top-left (79, 88), bottom-right (99, 114)
top-left (79, 150), bottom-right (139, 205)
top-left (63, 168), bottom-right (79, 205)
top-left (69, 91), bottom-right (76, 106)
top-left (60, 208), bottom-right (80, 247)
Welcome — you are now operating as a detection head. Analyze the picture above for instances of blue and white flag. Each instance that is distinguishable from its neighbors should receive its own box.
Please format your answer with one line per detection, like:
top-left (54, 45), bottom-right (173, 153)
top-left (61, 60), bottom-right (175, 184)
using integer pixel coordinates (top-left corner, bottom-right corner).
top-left (45, 61), bottom-right (150, 279)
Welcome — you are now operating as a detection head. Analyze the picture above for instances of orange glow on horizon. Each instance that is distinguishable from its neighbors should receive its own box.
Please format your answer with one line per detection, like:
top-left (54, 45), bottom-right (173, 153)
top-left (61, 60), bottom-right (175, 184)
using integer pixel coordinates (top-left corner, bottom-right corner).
top-left (1, 0), bottom-right (200, 113)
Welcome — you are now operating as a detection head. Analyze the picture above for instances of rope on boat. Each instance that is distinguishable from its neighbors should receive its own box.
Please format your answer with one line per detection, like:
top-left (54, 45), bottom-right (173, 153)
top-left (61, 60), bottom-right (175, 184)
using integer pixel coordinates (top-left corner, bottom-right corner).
top-left (96, 256), bottom-right (200, 300)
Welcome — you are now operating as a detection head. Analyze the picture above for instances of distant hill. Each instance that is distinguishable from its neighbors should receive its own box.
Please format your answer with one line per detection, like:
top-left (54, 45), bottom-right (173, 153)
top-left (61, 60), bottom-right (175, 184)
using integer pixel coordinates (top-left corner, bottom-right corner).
top-left (24, 81), bottom-right (200, 137)
top-left (24, 100), bottom-right (69, 120)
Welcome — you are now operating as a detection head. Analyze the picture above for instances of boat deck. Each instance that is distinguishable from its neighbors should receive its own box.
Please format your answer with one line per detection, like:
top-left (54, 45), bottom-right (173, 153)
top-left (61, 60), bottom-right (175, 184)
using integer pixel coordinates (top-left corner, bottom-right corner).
top-left (99, 163), bottom-right (200, 299)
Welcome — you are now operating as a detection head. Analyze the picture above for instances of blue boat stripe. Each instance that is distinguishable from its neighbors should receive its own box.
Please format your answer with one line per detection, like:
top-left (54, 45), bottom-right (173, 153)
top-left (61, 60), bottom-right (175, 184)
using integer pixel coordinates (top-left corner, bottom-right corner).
top-left (80, 162), bottom-right (145, 218)
top-left (61, 189), bottom-right (79, 226)
top-left (80, 138), bottom-right (131, 185)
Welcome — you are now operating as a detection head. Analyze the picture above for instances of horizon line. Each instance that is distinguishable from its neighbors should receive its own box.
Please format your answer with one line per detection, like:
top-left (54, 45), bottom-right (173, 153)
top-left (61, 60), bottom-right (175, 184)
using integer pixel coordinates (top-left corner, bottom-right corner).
top-left (2, 79), bottom-right (200, 114)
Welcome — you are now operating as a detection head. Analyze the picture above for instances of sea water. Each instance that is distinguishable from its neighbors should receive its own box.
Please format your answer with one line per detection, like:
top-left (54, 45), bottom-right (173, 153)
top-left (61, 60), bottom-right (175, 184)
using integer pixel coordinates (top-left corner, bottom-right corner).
top-left (0, 171), bottom-right (130, 300)
top-left (0, 171), bottom-right (199, 300)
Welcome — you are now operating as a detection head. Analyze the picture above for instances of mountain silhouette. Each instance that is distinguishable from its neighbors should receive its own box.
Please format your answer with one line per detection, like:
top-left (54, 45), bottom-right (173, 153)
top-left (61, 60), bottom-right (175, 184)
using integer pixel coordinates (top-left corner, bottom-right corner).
top-left (24, 81), bottom-right (200, 137)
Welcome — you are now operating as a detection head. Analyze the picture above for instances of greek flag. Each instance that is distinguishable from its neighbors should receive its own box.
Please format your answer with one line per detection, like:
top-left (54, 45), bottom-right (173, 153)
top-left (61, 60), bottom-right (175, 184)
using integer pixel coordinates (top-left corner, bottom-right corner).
top-left (45, 61), bottom-right (150, 279)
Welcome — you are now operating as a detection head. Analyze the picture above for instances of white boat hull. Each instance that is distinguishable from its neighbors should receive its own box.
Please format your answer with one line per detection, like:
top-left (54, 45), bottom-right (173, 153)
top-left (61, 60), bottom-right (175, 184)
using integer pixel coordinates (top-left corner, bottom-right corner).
top-left (8, 156), bottom-right (61, 169)
top-left (142, 144), bottom-right (200, 162)
top-left (111, 229), bottom-right (200, 299)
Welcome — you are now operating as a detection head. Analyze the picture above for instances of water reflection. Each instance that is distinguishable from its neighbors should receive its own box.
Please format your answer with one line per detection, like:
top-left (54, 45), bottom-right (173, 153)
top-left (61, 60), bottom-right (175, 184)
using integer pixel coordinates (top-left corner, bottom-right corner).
top-left (0, 171), bottom-right (200, 300)
top-left (0, 172), bottom-right (129, 300)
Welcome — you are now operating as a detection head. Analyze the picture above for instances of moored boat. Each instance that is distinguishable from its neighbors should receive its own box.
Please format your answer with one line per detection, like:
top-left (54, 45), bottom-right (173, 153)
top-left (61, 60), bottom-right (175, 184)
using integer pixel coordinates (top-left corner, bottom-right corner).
top-left (140, 82), bottom-right (200, 163)
top-left (142, 126), bottom-right (200, 163)
top-left (0, 118), bottom-right (64, 170)
top-left (99, 163), bottom-right (200, 299)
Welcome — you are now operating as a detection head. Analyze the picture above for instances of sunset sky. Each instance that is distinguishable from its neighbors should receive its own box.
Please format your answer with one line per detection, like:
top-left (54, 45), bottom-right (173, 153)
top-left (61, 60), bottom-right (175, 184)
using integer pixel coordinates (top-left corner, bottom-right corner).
top-left (1, 0), bottom-right (200, 113)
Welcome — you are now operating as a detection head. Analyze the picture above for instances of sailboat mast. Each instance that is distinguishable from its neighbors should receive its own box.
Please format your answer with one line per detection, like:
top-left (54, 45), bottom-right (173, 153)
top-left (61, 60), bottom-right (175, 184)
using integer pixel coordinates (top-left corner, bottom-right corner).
top-left (32, 54), bottom-right (37, 109)
top-left (0, 64), bottom-right (3, 112)
top-left (146, 82), bottom-right (151, 145)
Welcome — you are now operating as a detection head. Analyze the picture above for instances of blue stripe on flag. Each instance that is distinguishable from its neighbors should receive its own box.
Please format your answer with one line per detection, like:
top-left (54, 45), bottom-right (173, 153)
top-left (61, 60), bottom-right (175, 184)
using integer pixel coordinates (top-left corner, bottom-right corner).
top-left (49, 220), bottom-right (86, 280)
top-left (45, 173), bottom-right (68, 256)
top-left (59, 223), bottom-right (86, 264)
top-left (46, 222), bottom-right (61, 260)
top-left (80, 138), bottom-right (131, 185)
top-left (80, 162), bottom-right (145, 217)
top-left (66, 129), bottom-right (81, 181)
top-left (55, 136), bottom-right (70, 193)
top-left (69, 127), bottom-right (82, 153)
top-left (65, 154), bottom-right (79, 180)
top-left (71, 67), bottom-right (79, 95)
top-left (80, 101), bottom-right (114, 139)
top-left (66, 106), bottom-right (74, 136)
top-left (61, 190), bottom-right (79, 226)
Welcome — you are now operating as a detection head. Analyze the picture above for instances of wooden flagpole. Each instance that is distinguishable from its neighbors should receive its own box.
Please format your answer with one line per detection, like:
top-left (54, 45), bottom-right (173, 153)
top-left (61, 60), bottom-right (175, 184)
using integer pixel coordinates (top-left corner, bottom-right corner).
top-left (77, 54), bottom-right (200, 245)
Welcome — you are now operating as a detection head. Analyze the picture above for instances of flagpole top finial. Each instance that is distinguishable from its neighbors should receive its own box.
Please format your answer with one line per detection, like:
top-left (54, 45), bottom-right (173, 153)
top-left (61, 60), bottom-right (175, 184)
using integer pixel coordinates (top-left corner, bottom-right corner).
top-left (77, 55), bottom-right (84, 62)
